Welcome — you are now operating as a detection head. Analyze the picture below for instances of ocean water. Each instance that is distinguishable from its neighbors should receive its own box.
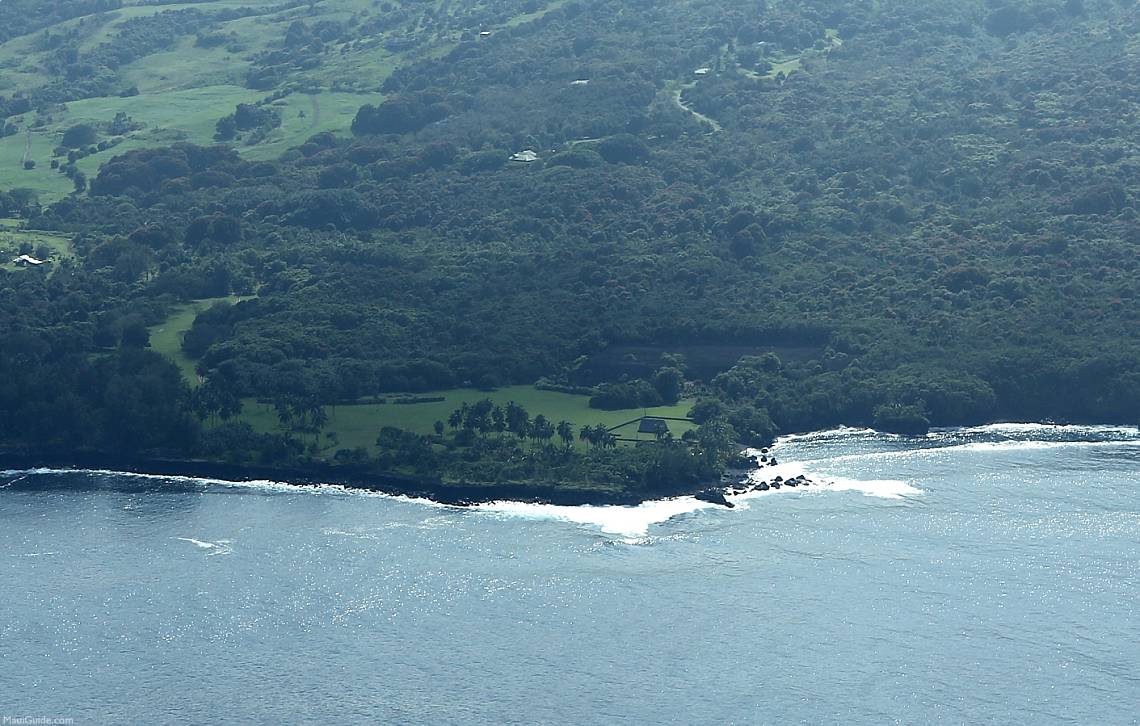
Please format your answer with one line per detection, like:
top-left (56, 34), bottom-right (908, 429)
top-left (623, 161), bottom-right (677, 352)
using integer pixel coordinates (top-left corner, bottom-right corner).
top-left (2, 425), bottom-right (1138, 724)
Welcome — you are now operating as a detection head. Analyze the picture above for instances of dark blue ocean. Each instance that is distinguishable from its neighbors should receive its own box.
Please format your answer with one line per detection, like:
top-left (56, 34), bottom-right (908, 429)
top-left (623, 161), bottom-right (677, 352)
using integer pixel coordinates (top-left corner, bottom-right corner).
top-left (3, 425), bottom-right (1139, 724)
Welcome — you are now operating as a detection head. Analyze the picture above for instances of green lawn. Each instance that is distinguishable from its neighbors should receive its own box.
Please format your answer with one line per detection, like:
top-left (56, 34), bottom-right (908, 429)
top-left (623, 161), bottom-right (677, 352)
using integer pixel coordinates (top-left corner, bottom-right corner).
top-left (238, 386), bottom-right (697, 454)
top-left (148, 295), bottom-right (252, 384)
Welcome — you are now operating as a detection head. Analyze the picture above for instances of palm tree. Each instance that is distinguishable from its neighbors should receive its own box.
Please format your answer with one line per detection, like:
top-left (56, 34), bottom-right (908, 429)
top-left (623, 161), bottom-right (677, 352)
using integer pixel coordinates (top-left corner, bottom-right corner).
top-left (507, 401), bottom-right (530, 441)
top-left (579, 424), bottom-right (594, 449)
top-left (274, 397), bottom-right (295, 434)
top-left (557, 420), bottom-right (574, 450)
top-left (530, 415), bottom-right (549, 448)
top-left (593, 424), bottom-right (610, 449)
top-left (492, 405), bottom-right (506, 437)
top-left (308, 403), bottom-right (329, 446)
top-left (533, 415), bottom-right (555, 449)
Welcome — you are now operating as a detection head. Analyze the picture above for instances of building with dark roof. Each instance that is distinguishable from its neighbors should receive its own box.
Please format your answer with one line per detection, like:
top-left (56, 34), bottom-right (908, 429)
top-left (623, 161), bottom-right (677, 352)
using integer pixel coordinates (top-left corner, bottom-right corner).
top-left (637, 417), bottom-right (670, 438)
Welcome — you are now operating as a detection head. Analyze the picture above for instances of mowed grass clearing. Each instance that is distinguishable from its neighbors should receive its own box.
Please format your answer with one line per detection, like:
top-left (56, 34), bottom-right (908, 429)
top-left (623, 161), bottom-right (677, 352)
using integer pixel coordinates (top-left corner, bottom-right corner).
top-left (239, 91), bottom-right (384, 161)
top-left (238, 387), bottom-right (697, 454)
top-left (149, 295), bottom-right (252, 384)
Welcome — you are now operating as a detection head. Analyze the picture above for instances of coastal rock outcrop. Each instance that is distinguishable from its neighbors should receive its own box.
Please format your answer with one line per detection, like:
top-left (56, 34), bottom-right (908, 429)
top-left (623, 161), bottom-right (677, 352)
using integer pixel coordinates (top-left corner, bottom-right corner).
top-left (695, 489), bottom-right (735, 508)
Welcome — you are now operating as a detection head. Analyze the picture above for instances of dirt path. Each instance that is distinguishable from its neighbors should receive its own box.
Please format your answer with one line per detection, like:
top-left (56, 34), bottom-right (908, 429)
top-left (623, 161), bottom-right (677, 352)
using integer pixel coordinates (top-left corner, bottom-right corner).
top-left (308, 93), bottom-right (321, 131)
top-left (671, 82), bottom-right (722, 132)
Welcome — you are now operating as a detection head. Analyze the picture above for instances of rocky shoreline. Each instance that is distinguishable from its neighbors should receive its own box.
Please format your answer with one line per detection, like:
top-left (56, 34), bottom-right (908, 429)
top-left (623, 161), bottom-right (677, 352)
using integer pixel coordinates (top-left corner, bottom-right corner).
top-left (694, 447), bottom-right (821, 508)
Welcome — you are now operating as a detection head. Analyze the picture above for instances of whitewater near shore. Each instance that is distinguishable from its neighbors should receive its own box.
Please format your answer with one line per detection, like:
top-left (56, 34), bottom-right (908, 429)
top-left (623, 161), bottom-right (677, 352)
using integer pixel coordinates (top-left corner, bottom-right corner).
top-left (5, 423), bottom-right (1134, 541)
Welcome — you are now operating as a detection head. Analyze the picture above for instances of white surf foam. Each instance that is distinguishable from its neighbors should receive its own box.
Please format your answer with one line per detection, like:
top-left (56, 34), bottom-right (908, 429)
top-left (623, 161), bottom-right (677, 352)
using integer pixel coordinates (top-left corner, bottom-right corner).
top-left (473, 497), bottom-right (719, 540)
top-left (0, 467), bottom-right (460, 510)
top-left (957, 423), bottom-right (1139, 437)
top-left (955, 439), bottom-right (1140, 453)
top-left (821, 476), bottom-right (921, 498)
top-left (175, 537), bottom-right (218, 549)
top-left (810, 437), bottom-right (1140, 465)
top-left (474, 456), bottom-right (924, 538)
top-left (726, 458), bottom-right (922, 504)
top-left (775, 427), bottom-right (879, 444)
top-left (174, 537), bottom-right (233, 556)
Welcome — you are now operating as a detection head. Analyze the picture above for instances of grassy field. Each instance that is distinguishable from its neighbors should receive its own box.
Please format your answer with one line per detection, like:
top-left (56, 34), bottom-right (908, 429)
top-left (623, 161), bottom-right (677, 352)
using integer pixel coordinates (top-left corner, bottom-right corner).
top-left (238, 387), bottom-right (697, 454)
top-left (239, 91), bottom-right (385, 160)
top-left (0, 0), bottom-right (576, 201)
top-left (735, 28), bottom-right (843, 81)
top-left (146, 295), bottom-right (695, 455)
top-left (148, 295), bottom-right (252, 384)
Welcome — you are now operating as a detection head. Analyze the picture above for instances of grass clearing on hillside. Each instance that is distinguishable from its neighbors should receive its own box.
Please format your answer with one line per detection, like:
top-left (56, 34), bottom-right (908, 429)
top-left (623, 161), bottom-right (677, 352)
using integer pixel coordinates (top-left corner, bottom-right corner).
top-left (149, 295), bottom-right (252, 384)
top-left (0, 131), bottom-right (75, 200)
top-left (121, 37), bottom-right (251, 93)
top-left (241, 91), bottom-right (384, 160)
top-left (237, 387), bottom-right (697, 454)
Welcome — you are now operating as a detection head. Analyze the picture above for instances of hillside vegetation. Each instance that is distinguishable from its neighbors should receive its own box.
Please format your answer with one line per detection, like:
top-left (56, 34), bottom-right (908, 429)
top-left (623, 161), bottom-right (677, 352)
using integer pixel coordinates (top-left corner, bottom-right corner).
top-left (1, 0), bottom-right (1137, 492)
top-left (0, 0), bottom-right (554, 200)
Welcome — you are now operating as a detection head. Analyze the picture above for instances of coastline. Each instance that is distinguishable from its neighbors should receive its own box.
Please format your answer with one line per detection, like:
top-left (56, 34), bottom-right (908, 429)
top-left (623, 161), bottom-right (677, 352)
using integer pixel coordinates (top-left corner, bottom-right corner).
top-left (5, 423), bottom-right (1134, 508)
top-left (0, 449), bottom-right (707, 507)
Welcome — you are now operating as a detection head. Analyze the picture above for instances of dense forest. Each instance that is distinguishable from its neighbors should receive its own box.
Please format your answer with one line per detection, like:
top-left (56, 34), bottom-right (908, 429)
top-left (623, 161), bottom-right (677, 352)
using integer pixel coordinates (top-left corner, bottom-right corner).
top-left (1, 0), bottom-right (1137, 494)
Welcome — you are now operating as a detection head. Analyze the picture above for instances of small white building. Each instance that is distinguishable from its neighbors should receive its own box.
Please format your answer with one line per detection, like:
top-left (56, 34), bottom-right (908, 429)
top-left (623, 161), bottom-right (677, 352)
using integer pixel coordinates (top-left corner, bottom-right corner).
top-left (510, 150), bottom-right (539, 163)
top-left (479, 31), bottom-right (492, 37)
top-left (694, 67), bottom-right (711, 76)
top-left (12, 254), bottom-right (45, 267)
top-left (570, 79), bottom-right (590, 86)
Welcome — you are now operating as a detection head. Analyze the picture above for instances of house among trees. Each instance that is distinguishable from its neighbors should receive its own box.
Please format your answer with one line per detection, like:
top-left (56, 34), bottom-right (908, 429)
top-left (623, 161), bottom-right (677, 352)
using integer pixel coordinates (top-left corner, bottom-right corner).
top-left (12, 254), bottom-right (45, 267)
top-left (637, 417), bottom-right (670, 438)
top-left (510, 149), bottom-right (539, 163)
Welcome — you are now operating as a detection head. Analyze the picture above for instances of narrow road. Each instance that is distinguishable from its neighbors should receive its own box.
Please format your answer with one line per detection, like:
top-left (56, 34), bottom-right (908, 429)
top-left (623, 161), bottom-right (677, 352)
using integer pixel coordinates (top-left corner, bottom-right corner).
top-left (671, 82), bottom-right (722, 132)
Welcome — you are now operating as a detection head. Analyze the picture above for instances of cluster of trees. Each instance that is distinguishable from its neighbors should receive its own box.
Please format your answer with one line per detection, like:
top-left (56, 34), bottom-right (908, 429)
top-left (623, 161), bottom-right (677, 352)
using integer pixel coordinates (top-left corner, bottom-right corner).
top-left (589, 366), bottom-right (684, 410)
top-left (351, 95), bottom-right (453, 136)
top-left (0, 188), bottom-right (40, 217)
top-left (0, 0), bottom-right (122, 44)
top-left (369, 409), bottom-right (737, 491)
top-left (214, 102), bottom-right (282, 143)
top-left (442, 399), bottom-right (578, 450)
top-left (246, 17), bottom-right (347, 90)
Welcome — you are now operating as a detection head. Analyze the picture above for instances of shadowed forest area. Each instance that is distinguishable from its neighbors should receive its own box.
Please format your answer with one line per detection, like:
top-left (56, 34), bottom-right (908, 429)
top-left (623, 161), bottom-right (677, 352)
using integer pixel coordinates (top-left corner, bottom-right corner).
top-left (1, 0), bottom-right (1137, 494)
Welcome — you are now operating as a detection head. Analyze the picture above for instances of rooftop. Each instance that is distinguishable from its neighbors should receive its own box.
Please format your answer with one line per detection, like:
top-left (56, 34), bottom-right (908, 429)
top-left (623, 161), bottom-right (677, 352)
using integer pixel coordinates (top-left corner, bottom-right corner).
top-left (637, 417), bottom-right (670, 435)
